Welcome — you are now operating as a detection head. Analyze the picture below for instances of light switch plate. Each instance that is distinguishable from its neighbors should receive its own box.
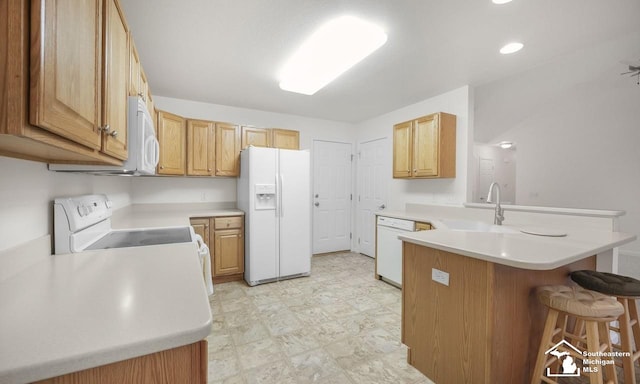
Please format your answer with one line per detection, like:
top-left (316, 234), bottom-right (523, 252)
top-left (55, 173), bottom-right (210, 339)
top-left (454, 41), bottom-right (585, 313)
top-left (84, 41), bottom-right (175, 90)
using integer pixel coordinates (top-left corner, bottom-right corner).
top-left (432, 268), bottom-right (450, 286)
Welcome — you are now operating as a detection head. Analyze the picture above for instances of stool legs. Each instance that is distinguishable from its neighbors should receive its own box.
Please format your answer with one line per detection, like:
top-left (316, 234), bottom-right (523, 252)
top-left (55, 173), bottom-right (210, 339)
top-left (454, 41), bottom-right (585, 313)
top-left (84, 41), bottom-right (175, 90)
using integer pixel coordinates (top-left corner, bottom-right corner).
top-left (531, 308), bottom-right (618, 384)
top-left (619, 297), bottom-right (640, 384)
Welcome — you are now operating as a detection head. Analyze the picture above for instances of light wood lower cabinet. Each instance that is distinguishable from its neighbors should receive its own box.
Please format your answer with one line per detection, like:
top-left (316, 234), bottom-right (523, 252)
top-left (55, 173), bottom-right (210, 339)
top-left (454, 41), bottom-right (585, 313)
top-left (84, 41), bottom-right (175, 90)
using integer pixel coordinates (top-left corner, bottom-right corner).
top-left (34, 340), bottom-right (207, 384)
top-left (190, 216), bottom-right (244, 283)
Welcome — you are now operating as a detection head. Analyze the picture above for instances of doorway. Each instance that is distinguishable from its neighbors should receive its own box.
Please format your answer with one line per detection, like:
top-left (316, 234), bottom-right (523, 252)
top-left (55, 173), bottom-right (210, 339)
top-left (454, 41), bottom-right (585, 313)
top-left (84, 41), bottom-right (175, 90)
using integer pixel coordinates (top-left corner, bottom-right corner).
top-left (356, 138), bottom-right (388, 257)
top-left (312, 140), bottom-right (353, 254)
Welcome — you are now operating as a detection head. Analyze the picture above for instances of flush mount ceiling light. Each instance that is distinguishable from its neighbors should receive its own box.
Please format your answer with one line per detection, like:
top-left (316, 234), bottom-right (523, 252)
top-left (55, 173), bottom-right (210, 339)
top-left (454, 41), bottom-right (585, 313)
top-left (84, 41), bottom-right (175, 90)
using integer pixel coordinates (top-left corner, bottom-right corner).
top-left (278, 15), bottom-right (387, 95)
top-left (500, 42), bottom-right (524, 54)
top-left (498, 141), bottom-right (514, 149)
top-left (492, 0), bottom-right (513, 4)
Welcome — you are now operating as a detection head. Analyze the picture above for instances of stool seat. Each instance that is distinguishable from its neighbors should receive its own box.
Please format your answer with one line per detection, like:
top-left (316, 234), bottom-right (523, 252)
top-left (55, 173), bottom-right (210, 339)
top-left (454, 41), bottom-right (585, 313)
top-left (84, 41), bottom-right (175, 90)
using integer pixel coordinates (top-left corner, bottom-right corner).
top-left (571, 270), bottom-right (640, 297)
top-left (537, 285), bottom-right (624, 318)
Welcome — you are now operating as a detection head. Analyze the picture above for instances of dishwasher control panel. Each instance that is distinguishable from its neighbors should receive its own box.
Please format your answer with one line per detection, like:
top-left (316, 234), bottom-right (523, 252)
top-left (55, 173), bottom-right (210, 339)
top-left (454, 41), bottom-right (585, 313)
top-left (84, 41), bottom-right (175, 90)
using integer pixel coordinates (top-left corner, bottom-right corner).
top-left (377, 216), bottom-right (416, 231)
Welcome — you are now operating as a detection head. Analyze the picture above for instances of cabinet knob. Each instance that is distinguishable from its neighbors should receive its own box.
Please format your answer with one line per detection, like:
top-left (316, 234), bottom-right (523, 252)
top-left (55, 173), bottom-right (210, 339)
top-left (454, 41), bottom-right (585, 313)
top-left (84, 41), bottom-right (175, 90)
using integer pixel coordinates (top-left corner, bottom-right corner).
top-left (109, 130), bottom-right (118, 137)
top-left (160, 165), bottom-right (164, 169)
top-left (208, 168), bottom-right (212, 172)
top-left (413, 169), bottom-right (417, 173)
top-left (99, 124), bottom-right (110, 133)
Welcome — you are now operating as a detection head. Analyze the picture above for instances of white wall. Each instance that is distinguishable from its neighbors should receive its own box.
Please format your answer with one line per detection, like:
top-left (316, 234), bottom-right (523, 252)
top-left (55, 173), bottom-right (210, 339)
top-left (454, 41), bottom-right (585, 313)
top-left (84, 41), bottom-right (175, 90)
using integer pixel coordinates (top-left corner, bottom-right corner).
top-left (129, 96), bottom-right (358, 206)
top-left (355, 86), bottom-right (473, 210)
top-left (0, 156), bottom-right (132, 252)
top-left (474, 33), bottom-right (640, 262)
top-left (153, 96), bottom-right (356, 151)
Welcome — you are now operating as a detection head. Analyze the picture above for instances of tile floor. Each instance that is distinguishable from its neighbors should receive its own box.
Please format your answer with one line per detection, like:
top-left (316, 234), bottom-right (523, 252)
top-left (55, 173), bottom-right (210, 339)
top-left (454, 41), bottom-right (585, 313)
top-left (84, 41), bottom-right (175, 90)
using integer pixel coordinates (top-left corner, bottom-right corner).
top-left (206, 252), bottom-right (434, 384)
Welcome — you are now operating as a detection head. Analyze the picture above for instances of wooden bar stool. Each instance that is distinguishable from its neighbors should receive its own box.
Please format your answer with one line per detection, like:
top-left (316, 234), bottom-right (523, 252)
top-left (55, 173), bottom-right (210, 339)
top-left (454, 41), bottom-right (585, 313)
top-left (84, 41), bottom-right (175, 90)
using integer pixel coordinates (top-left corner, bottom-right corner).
top-left (572, 270), bottom-right (640, 384)
top-left (531, 285), bottom-right (624, 384)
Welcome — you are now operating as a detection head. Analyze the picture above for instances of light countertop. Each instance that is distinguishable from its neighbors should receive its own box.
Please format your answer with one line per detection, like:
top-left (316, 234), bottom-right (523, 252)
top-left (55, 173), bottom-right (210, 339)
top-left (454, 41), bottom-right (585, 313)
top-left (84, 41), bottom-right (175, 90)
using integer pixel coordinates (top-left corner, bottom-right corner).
top-left (377, 210), bottom-right (636, 270)
top-left (0, 203), bottom-right (244, 383)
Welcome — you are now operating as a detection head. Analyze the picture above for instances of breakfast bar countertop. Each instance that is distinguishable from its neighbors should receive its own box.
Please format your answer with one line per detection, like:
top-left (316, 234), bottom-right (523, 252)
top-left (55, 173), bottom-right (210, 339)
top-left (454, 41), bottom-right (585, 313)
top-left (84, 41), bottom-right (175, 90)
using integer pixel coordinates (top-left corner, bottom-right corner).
top-left (398, 228), bottom-right (635, 270)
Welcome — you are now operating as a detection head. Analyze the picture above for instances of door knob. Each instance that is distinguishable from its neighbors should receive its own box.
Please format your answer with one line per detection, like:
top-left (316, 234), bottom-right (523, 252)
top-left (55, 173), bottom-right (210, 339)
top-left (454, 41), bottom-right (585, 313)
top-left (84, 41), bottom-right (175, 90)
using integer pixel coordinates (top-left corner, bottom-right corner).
top-left (314, 202), bottom-right (319, 207)
top-left (378, 204), bottom-right (386, 209)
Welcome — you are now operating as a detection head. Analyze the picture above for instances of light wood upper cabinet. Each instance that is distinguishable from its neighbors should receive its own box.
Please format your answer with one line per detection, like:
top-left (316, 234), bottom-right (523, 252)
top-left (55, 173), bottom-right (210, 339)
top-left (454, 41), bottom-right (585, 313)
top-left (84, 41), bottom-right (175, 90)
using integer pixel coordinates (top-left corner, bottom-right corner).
top-left (101, 0), bottom-right (129, 160)
top-left (392, 121), bottom-right (413, 178)
top-left (215, 123), bottom-right (240, 176)
top-left (241, 126), bottom-right (270, 149)
top-left (30, 0), bottom-right (103, 150)
top-left (129, 38), bottom-right (141, 97)
top-left (392, 112), bottom-right (456, 179)
top-left (157, 110), bottom-right (186, 175)
top-left (187, 119), bottom-right (215, 176)
top-left (271, 128), bottom-right (300, 150)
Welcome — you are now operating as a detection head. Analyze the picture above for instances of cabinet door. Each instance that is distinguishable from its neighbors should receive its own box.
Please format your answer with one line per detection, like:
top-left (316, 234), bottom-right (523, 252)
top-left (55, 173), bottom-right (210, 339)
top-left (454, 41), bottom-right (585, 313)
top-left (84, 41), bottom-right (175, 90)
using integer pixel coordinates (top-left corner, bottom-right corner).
top-left (30, 0), bottom-right (103, 150)
top-left (271, 129), bottom-right (299, 150)
top-left (187, 120), bottom-right (215, 176)
top-left (129, 37), bottom-right (141, 96)
top-left (413, 114), bottom-right (439, 177)
top-left (140, 69), bottom-right (149, 103)
top-left (190, 218), bottom-right (210, 246)
top-left (215, 123), bottom-right (240, 176)
top-left (157, 110), bottom-right (186, 175)
top-left (241, 126), bottom-right (270, 149)
top-left (392, 121), bottom-right (413, 178)
top-left (213, 229), bottom-right (244, 276)
top-left (101, 0), bottom-right (129, 160)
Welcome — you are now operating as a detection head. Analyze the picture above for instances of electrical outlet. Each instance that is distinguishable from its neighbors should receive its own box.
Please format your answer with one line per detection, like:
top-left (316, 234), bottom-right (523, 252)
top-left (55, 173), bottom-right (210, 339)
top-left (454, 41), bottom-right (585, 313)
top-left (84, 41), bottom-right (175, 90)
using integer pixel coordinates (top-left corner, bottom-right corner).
top-left (432, 268), bottom-right (450, 286)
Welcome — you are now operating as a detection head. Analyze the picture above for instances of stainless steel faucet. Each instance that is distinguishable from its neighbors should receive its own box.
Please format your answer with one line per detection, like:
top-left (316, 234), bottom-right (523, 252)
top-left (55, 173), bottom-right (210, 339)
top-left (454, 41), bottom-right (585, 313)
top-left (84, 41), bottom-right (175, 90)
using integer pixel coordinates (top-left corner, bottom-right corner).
top-left (486, 182), bottom-right (504, 225)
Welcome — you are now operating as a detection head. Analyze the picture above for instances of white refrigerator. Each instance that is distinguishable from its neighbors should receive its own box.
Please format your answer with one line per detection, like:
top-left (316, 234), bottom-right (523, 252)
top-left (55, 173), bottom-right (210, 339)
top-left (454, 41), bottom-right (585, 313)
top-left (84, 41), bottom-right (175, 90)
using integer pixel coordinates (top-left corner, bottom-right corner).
top-left (237, 146), bottom-right (311, 286)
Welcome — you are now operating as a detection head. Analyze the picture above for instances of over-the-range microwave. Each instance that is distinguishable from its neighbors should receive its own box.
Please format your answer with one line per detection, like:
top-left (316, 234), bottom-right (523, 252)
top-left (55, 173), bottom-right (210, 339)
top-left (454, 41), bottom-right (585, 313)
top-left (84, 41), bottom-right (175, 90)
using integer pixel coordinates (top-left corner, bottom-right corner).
top-left (48, 96), bottom-right (160, 175)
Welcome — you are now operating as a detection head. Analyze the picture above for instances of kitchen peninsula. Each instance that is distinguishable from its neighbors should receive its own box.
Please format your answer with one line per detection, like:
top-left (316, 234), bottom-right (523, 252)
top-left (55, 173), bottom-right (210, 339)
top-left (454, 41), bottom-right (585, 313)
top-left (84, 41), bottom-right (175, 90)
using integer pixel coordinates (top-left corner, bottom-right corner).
top-left (399, 227), bottom-right (636, 384)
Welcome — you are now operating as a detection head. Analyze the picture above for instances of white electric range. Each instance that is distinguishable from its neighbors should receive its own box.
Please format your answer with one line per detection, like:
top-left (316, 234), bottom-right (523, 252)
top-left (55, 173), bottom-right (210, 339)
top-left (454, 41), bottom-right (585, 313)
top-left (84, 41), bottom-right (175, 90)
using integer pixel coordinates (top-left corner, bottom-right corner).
top-left (53, 194), bottom-right (213, 294)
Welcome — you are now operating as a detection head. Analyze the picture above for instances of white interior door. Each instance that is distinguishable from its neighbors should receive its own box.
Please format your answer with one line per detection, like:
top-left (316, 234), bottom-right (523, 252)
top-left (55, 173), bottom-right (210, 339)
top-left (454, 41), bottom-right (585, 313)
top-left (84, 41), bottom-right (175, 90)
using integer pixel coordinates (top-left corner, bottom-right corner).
top-left (312, 140), bottom-right (352, 254)
top-left (357, 138), bottom-right (388, 257)
top-left (477, 158), bottom-right (495, 203)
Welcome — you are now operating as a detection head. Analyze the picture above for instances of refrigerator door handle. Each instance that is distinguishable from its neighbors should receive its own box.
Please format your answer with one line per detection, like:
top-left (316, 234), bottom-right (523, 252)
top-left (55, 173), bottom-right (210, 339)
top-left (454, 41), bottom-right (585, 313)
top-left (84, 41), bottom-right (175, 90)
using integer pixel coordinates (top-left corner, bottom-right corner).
top-left (279, 173), bottom-right (284, 217)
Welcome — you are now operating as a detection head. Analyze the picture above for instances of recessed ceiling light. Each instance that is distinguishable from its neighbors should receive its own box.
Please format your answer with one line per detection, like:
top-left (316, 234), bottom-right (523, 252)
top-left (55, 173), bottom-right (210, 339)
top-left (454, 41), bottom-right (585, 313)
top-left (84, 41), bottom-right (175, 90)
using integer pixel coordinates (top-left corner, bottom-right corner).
top-left (492, 0), bottom-right (513, 4)
top-left (278, 15), bottom-right (387, 95)
top-left (499, 42), bottom-right (523, 54)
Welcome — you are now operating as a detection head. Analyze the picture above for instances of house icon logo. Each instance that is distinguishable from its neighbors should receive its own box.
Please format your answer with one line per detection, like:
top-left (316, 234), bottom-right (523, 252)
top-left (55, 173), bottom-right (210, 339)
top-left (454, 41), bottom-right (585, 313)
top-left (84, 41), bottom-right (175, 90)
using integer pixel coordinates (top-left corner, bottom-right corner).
top-left (544, 340), bottom-right (582, 377)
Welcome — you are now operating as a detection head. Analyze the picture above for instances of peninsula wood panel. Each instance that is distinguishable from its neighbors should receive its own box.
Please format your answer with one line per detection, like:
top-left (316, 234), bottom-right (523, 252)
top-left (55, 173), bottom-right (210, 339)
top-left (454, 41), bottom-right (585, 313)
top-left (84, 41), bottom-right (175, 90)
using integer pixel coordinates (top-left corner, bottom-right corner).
top-left (157, 110), bottom-right (186, 175)
top-left (187, 119), bottom-right (215, 176)
top-left (34, 341), bottom-right (207, 384)
top-left (241, 126), bottom-right (270, 149)
top-left (271, 128), bottom-right (299, 150)
top-left (215, 123), bottom-right (240, 176)
top-left (30, 0), bottom-right (103, 150)
top-left (402, 242), bottom-right (596, 384)
top-left (101, 0), bottom-right (129, 160)
top-left (402, 242), bottom-right (491, 383)
top-left (491, 256), bottom-right (596, 383)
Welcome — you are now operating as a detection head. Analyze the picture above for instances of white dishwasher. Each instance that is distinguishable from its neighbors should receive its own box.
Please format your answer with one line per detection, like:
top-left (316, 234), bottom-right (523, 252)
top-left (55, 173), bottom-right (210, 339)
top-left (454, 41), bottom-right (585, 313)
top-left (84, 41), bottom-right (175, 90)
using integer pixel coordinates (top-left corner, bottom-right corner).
top-left (376, 216), bottom-right (416, 287)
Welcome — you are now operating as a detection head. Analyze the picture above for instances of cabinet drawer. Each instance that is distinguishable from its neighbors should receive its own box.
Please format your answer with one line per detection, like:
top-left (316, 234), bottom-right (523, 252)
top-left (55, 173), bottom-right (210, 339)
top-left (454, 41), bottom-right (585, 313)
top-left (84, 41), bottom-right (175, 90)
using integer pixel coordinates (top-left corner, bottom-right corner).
top-left (214, 216), bottom-right (243, 229)
top-left (415, 222), bottom-right (432, 231)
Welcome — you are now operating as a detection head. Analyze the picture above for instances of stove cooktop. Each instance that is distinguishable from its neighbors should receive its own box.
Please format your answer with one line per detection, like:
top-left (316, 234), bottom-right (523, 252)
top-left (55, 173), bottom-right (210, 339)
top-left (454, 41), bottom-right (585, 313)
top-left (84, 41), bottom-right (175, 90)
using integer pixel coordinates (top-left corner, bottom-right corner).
top-left (86, 227), bottom-right (193, 250)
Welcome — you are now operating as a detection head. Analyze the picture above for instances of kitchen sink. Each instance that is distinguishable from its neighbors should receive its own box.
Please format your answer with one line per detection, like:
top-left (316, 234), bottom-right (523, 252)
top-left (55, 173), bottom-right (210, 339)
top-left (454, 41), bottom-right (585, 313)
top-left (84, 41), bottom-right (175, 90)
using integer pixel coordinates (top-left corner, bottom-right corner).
top-left (437, 219), bottom-right (519, 234)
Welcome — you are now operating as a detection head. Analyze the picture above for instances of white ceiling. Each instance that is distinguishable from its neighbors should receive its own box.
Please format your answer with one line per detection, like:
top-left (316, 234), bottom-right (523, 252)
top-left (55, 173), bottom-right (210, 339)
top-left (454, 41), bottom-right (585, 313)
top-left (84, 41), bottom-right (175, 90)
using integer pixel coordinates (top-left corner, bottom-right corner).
top-left (119, 0), bottom-right (640, 123)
